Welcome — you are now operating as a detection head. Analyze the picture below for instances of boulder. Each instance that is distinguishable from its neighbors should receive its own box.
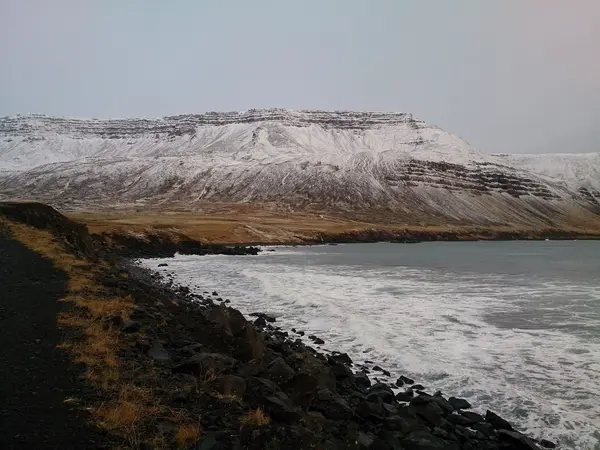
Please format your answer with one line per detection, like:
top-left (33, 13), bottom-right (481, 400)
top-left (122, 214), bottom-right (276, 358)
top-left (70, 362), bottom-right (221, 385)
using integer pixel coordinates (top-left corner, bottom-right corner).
top-left (367, 383), bottom-right (396, 403)
top-left (372, 430), bottom-right (403, 450)
top-left (498, 429), bottom-right (540, 450)
top-left (237, 359), bottom-right (264, 378)
top-left (148, 341), bottom-right (171, 362)
top-left (485, 409), bottom-right (513, 431)
top-left (460, 411), bottom-right (483, 424)
top-left (172, 353), bottom-right (237, 376)
top-left (254, 316), bottom-right (267, 328)
top-left (121, 320), bottom-right (141, 333)
top-left (540, 439), bottom-right (556, 449)
top-left (410, 401), bottom-right (445, 426)
top-left (448, 396), bottom-right (472, 410)
top-left (263, 392), bottom-right (301, 422)
top-left (395, 389), bottom-right (414, 402)
top-left (245, 377), bottom-right (301, 422)
top-left (372, 366), bottom-right (391, 377)
top-left (401, 430), bottom-right (460, 450)
top-left (354, 371), bottom-right (371, 389)
top-left (399, 375), bottom-right (415, 385)
top-left (446, 413), bottom-right (476, 427)
top-left (267, 357), bottom-right (296, 384)
top-left (431, 396), bottom-right (454, 414)
top-left (294, 352), bottom-right (336, 391)
top-left (249, 312), bottom-right (276, 323)
top-left (328, 357), bottom-right (353, 379)
top-left (330, 351), bottom-right (353, 365)
top-left (311, 389), bottom-right (353, 420)
top-left (383, 415), bottom-right (412, 433)
top-left (213, 375), bottom-right (246, 397)
top-left (355, 400), bottom-right (387, 420)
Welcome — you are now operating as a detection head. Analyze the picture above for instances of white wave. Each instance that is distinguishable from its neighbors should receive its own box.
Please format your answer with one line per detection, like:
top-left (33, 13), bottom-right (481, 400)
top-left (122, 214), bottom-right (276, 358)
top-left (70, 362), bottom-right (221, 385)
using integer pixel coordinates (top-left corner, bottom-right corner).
top-left (139, 246), bottom-right (600, 449)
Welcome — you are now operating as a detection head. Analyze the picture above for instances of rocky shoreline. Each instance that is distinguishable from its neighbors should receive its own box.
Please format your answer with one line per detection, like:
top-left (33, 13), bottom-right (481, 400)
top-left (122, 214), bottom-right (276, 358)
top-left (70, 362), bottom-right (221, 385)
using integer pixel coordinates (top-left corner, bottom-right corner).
top-left (0, 202), bottom-right (562, 449)
top-left (124, 257), bottom-right (559, 450)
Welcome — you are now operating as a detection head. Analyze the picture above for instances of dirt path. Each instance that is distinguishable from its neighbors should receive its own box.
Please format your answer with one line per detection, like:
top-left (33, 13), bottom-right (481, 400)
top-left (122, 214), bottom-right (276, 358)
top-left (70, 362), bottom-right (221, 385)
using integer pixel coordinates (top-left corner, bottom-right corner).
top-left (0, 233), bottom-right (107, 449)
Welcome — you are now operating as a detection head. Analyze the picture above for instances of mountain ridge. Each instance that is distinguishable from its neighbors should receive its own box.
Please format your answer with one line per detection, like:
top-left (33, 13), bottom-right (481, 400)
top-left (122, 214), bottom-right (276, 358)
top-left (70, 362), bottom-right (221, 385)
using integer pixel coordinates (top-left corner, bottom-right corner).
top-left (1, 110), bottom-right (599, 228)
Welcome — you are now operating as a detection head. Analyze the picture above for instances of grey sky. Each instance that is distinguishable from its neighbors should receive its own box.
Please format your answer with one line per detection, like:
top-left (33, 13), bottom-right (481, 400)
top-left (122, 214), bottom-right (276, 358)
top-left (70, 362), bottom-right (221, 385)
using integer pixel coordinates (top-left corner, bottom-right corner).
top-left (1, 1), bottom-right (599, 154)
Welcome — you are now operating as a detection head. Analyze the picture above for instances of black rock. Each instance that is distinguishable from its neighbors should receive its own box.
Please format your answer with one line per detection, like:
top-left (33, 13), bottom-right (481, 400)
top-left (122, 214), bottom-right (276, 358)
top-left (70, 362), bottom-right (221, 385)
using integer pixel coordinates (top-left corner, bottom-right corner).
top-left (148, 341), bottom-right (171, 362)
top-left (446, 413), bottom-right (476, 427)
top-left (411, 384), bottom-right (425, 391)
top-left (395, 378), bottom-right (404, 387)
top-left (485, 409), bottom-right (513, 431)
top-left (308, 335), bottom-right (325, 344)
top-left (401, 429), bottom-right (460, 450)
top-left (355, 400), bottom-right (386, 420)
top-left (383, 415), bottom-right (411, 433)
top-left (263, 392), bottom-right (302, 422)
top-left (354, 371), bottom-right (371, 388)
top-left (410, 394), bottom-right (433, 405)
top-left (431, 396), bottom-right (454, 414)
top-left (158, 263), bottom-right (168, 267)
top-left (372, 430), bottom-right (402, 450)
top-left (121, 320), bottom-right (141, 333)
top-left (266, 357), bottom-right (296, 384)
top-left (411, 401), bottom-right (445, 426)
top-left (540, 439), bottom-right (557, 449)
top-left (367, 383), bottom-right (396, 403)
top-left (253, 316), bottom-right (267, 328)
top-left (172, 353), bottom-right (237, 376)
top-left (395, 389), bottom-right (414, 402)
top-left (498, 429), bottom-right (540, 450)
top-left (330, 351), bottom-right (353, 365)
top-left (448, 396), bottom-right (472, 410)
top-left (312, 389), bottom-right (353, 420)
top-left (460, 411), bottom-right (483, 424)
top-left (328, 358), bottom-right (353, 379)
top-left (250, 312), bottom-right (276, 323)
top-left (213, 374), bottom-right (246, 397)
top-left (399, 375), bottom-right (414, 385)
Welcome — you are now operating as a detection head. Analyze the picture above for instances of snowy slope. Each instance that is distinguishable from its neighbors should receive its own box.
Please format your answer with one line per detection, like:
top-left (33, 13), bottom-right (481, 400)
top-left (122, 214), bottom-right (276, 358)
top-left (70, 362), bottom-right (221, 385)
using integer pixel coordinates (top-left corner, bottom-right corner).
top-left (497, 153), bottom-right (600, 193)
top-left (0, 110), bottom-right (599, 226)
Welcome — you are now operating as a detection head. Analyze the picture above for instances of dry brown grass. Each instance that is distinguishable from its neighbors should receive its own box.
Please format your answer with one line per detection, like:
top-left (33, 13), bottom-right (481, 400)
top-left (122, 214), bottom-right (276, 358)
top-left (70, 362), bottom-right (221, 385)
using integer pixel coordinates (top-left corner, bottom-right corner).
top-left (239, 408), bottom-right (270, 428)
top-left (93, 386), bottom-right (159, 448)
top-left (69, 205), bottom-right (600, 245)
top-left (174, 423), bottom-right (202, 448)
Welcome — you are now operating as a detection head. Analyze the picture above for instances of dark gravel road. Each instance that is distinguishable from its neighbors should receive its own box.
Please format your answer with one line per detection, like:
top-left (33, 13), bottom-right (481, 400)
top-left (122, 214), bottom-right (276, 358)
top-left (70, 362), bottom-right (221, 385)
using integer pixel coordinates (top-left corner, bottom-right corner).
top-left (0, 233), bottom-right (107, 449)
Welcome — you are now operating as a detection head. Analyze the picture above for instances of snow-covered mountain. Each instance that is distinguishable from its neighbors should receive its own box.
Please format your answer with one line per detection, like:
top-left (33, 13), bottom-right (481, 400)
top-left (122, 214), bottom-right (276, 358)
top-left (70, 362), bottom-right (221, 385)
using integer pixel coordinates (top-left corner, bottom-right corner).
top-left (0, 109), bottom-right (598, 227)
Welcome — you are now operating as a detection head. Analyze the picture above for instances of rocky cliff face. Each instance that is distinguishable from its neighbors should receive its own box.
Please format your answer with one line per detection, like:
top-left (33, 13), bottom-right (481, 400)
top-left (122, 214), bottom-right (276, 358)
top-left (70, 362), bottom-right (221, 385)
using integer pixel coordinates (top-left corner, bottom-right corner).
top-left (1, 110), bottom-right (599, 227)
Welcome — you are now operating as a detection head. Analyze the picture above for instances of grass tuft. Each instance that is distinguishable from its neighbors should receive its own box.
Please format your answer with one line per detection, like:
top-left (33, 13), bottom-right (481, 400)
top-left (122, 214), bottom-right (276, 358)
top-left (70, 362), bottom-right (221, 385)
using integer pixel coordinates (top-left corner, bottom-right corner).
top-left (175, 423), bottom-right (202, 448)
top-left (240, 408), bottom-right (270, 428)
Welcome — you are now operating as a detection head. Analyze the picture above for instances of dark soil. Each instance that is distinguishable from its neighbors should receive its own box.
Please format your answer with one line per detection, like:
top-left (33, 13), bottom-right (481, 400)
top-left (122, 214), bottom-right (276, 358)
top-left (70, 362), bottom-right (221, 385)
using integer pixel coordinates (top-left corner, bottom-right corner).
top-left (0, 232), bottom-right (108, 449)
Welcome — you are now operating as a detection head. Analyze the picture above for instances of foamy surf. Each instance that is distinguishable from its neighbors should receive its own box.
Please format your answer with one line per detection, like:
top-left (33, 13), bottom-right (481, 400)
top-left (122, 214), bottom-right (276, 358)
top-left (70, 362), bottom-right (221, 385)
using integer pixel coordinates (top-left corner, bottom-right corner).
top-left (140, 241), bottom-right (600, 449)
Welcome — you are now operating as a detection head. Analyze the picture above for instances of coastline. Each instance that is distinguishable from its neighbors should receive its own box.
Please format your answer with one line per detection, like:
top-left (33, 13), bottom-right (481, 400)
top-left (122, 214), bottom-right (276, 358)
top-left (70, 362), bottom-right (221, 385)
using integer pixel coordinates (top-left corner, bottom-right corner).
top-left (0, 202), bottom-right (568, 449)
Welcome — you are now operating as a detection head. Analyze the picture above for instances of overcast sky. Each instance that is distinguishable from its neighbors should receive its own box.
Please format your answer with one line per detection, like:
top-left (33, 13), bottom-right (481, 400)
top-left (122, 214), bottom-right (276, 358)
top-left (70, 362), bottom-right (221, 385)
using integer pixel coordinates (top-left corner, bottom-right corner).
top-left (1, 1), bottom-right (599, 154)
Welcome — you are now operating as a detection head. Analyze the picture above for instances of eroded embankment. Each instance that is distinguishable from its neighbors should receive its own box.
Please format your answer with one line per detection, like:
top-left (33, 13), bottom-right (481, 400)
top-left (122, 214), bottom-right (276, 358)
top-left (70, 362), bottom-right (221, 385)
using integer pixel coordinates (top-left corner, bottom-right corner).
top-left (0, 202), bottom-right (559, 449)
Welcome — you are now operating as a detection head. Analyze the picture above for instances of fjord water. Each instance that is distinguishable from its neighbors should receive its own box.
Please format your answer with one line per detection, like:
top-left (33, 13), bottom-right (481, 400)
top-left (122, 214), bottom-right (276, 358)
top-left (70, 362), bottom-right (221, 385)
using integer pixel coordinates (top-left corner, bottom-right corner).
top-left (141, 241), bottom-right (600, 449)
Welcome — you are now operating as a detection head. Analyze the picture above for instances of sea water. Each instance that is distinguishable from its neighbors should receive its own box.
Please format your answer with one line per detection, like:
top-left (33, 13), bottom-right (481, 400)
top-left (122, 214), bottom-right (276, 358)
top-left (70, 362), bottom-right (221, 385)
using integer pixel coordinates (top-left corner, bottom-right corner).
top-left (140, 241), bottom-right (600, 449)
